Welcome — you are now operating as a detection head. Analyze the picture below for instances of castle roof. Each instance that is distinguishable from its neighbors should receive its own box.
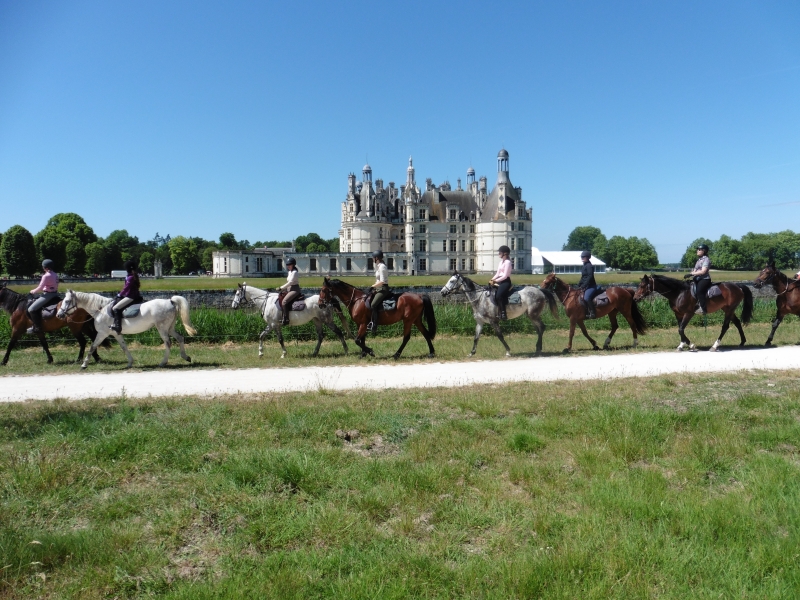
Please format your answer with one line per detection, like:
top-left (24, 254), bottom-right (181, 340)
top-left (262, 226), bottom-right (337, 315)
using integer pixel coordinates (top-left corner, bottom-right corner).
top-left (419, 189), bottom-right (479, 220)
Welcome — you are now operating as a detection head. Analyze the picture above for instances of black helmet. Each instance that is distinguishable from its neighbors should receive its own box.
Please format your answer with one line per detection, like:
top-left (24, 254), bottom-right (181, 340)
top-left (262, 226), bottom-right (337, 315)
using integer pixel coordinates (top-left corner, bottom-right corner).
top-left (41, 259), bottom-right (54, 270)
top-left (124, 260), bottom-right (137, 272)
top-left (285, 257), bottom-right (297, 266)
top-left (498, 245), bottom-right (510, 254)
top-left (372, 250), bottom-right (384, 260)
top-left (697, 244), bottom-right (709, 252)
top-left (580, 250), bottom-right (592, 259)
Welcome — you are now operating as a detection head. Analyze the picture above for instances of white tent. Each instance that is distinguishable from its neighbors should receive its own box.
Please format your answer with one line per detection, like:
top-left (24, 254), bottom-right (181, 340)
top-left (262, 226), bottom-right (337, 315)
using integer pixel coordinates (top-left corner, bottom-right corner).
top-left (531, 249), bottom-right (607, 274)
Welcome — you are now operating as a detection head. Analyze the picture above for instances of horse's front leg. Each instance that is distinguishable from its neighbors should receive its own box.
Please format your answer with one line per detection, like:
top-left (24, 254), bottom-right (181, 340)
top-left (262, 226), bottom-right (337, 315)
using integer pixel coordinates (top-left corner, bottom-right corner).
top-left (393, 320), bottom-right (414, 360)
top-left (355, 323), bottom-right (373, 358)
top-left (730, 314), bottom-right (746, 347)
top-left (603, 311), bottom-right (619, 350)
top-left (765, 311), bottom-right (784, 347)
top-left (564, 320), bottom-right (577, 353)
top-left (676, 314), bottom-right (694, 351)
top-left (75, 331), bottom-right (87, 363)
top-left (577, 319), bottom-right (600, 350)
top-left (470, 322), bottom-right (484, 356)
top-left (491, 322), bottom-right (512, 357)
top-left (325, 321), bottom-right (348, 354)
top-left (1, 331), bottom-right (22, 366)
top-left (710, 312), bottom-right (733, 352)
top-left (82, 331), bottom-right (111, 369)
top-left (311, 319), bottom-right (324, 357)
top-left (276, 325), bottom-right (287, 359)
top-left (258, 325), bottom-right (271, 357)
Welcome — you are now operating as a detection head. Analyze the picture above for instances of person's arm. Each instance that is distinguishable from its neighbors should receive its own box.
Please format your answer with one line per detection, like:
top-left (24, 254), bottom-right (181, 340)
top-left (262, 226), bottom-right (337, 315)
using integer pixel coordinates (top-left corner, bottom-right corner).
top-left (692, 258), bottom-right (709, 277)
top-left (494, 261), bottom-right (511, 283)
top-left (30, 274), bottom-right (46, 294)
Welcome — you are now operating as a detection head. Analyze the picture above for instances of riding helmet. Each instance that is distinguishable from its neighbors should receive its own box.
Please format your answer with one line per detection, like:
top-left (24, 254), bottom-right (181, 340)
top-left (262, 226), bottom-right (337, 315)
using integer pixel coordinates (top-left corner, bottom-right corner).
top-left (285, 257), bottom-right (297, 266)
top-left (41, 259), bottom-right (54, 270)
top-left (124, 260), bottom-right (137, 272)
top-left (372, 250), bottom-right (384, 260)
top-left (580, 250), bottom-right (592, 259)
top-left (498, 245), bottom-right (510, 255)
top-left (697, 244), bottom-right (709, 252)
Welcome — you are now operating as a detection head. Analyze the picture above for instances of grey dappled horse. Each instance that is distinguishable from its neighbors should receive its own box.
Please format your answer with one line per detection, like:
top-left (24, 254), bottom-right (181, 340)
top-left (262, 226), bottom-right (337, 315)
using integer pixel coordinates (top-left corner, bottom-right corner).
top-left (58, 290), bottom-right (196, 369)
top-left (232, 282), bottom-right (350, 358)
top-left (440, 272), bottom-right (559, 357)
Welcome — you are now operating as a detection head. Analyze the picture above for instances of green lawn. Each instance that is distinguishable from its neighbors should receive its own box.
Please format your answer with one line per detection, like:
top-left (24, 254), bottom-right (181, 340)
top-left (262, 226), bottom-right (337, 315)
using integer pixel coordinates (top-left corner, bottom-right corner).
top-left (4, 270), bottom-right (766, 293)
top-left (2, 370), bottom-right (800, 598)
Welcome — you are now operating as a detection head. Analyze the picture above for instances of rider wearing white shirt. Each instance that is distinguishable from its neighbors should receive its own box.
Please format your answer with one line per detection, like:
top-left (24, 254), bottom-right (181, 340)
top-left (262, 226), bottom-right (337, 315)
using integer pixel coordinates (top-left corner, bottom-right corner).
top-left (279, 257), bottom-right (300, 325)
top-left (369, 250), bottom-right (390, 333)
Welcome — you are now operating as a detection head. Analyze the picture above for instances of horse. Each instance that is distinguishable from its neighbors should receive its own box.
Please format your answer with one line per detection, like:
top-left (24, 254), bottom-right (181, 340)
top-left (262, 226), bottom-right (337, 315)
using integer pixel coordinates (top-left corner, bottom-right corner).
top-left (753, 262), bottom-right (800, 347)
top-left (231, 282), bottom-right (350, 358)
top-left (320, 276), bottom-right (436, 359)
top-left (57, 290), bottom-right (196, 369)
top-left (633, 274), bottom-right (752, 351)
top-left (0, 283), bottom-right (107, 366)
top-left (439, 272), bottom-right (559, 357)
top-left (542, 273), bottom-right (647, 353)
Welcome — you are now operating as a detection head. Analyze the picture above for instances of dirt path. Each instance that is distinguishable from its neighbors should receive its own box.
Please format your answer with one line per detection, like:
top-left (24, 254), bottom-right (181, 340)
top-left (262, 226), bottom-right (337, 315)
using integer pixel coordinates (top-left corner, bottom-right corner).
top-left (1, 345), bottom-right (798, 402)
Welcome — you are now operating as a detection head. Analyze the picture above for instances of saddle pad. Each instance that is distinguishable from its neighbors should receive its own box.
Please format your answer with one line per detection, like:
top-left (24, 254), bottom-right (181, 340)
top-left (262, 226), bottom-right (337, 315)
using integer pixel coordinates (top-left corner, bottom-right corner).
top-left (106, 304), bottom-right (142, 319)
top-left (508, 292), bottom-right (521, 305)
top-left (707, 285), bottom-right (723, 298)
top-left (291, 301), bottom-right (306, 311)
top-left (42, 305), bottom-right (59, 320)
top-left (381, 299), bottom-right (397, 311)
top-left (593, 292), bottom-right (610, 307)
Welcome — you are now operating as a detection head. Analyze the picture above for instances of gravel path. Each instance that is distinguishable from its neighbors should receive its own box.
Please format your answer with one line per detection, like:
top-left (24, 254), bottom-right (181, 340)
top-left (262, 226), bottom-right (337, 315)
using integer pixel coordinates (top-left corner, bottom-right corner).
top-left (1, 345), bottom-right (798, 403)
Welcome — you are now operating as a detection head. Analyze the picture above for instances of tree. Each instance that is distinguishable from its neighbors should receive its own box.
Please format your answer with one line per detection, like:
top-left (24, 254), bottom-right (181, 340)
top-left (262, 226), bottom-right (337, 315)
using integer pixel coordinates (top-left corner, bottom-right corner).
top-left (44, 213), bottom-right (97, 246)
top-left (103, 230), bottom-right (140, 270)
top-left (709, 235), bottom-right (743, 271)
top-left (681, 238), bottom-right (713, 268)
top-left (605, 236), bottom-right (658, 270)
top-left (84, 242), bottom-right (106, 275)
top-left (201, 246), bottom-right (215, 272)
top-left (219, 232), bottom-right (237, 248)
top-left (0, 231), bottom-right (3, 274)
top-left (1, 225), bottom-right (39, 276)
top-left (34, 227), bottom-right (70, 272)
top-left (169, 236), bottom-right (200, 274)
top-left (563, 226), bottom-right (605, 252)
top-left (64, 239), bottom-right (86, 275)
top-left (590, 234), bottom-right (609, 263)
top-left (138, 251), bottom-right (154, 274)
top-left (327, 237), bottom-right (340, 253)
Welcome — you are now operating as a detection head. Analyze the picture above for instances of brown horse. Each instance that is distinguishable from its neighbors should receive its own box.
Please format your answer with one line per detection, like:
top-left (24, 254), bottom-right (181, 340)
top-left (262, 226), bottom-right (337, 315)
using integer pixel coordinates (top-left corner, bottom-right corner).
top-left (0, 283), bottom-right (106, 365)
top-left (754, 262), bottom-right (800, 346)
top-left (542, 273), bottom-right (647, 352)
top-left (320, 277), bottom-right (436, 359)
top-left (634, 274), bottom-right (752, 351)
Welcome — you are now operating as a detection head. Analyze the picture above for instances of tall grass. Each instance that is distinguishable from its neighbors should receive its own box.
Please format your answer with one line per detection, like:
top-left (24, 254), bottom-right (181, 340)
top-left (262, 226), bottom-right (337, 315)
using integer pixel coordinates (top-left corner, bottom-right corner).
top-left (0, 297), bottom-right (787, 347)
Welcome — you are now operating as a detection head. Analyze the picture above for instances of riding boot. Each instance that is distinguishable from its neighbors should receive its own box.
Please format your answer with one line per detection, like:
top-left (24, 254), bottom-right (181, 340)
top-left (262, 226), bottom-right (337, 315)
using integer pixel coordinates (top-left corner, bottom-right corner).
top-left (587, 300), bottom-right (596, 320)
top-left (112, 310), bottom-right (123, 334)
top-left (281, 307), bottom-right (290, 326)
top-left (369, 308), bottom-right (380, 333)
top-left (499, 305), bottom-right (508, 321)
top-left (28, 311), bottom-right (44, 334)
top-left (694, 303), bottom-right (707, 316)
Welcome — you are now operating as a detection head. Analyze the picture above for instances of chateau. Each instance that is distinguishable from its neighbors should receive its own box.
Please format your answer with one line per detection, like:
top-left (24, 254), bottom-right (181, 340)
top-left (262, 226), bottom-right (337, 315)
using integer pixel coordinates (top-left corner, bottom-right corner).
top-left (213, 149), bottom-right (533, 277)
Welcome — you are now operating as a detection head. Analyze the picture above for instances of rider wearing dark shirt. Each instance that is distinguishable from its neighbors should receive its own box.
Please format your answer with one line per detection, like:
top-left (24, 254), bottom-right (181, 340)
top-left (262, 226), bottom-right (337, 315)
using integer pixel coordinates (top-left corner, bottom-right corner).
top-left (578, 250), bottom-right (599, 319)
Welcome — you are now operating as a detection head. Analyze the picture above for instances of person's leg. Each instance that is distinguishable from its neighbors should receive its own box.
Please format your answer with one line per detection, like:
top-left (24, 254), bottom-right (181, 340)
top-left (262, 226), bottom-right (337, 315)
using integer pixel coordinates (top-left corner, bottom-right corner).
top-left (583, 288), bottom-right (596, 319)
top-left (370, 287), bottom-right (389, 332)
top-left (695, 279), bottom-right (710, 314)
top-left (112, 297), bottom-right (134, 333)
top-left (27, 296), bottom-right (48, 333)
top-left (497, 280), bottom-right (512, 320)
top-left (282, 290), bottom-right (299, 325)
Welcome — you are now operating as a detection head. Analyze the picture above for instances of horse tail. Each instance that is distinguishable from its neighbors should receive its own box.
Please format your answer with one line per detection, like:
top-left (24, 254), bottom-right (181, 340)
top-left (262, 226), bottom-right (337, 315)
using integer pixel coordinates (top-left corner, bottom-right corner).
top-left (422, 294), bottom-right (437, 339)
top-left (737, 284), bottom-right (753, 324)
top-left (171, 296), bottom-right (197, 336)
top-left (541, 287), bottom-right (559, 319)
top-left (629, 294), bottom-right (648, 334)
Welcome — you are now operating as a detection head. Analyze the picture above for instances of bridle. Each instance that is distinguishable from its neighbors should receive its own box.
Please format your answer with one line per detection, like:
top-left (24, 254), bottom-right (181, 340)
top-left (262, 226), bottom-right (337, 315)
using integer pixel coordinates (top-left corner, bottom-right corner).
top-left (545, 275), bottom-right (575, 305)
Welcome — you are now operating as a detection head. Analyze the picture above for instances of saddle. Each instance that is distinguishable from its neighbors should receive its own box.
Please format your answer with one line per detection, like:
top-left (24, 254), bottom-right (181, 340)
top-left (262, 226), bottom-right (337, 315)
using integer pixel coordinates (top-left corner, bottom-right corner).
top-left (365, 291), bottom-right (400, 312)
top-left (487, 286), bottom-right (521, 306)
top-left (690, 283), bottom-right (723, 299)
top-left (26, 295), bottom-right (61, 320)
top-left (276, 291), bottom-right (306, 312)
top-left (592, 290), bottom-right (610, 308)
top-left (106, 298), bottom-right (145, 320)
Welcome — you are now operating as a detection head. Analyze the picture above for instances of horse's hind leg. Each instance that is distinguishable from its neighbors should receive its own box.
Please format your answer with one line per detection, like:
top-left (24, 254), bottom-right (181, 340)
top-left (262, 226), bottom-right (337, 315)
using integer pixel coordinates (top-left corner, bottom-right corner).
top-left (730, 314), bottom-right (746, 347)
top-left (577, 320), bottom-right (599, 351)
top-left (491, 322), bottom-right (512, 357)
top-left (469, 323), bottom-right (484, 356)
top-left (170, 326), bottom-right (191, 362)
top-left (621, 311), bottom-right (639, 348)
top-left (603, 312), bottom-right (619, 350)
top-left (110, 333), bottom-right (134, 368)
top-left (311, 319), bottom-right (324, 357)
top-left (710, 314), bottom-right (733, 352)
top-left (413, 316), bottom-right (435, 358)
top-left (36, 332), bottom-right (53, 364)
top-left (258, 325), bottom-right (271, 357)
top-left (74, 331), bottom-right (87, 363)
top-left (82, 331), bottom-right (111, 369)
top-left (393, 320), bottom-right (414, 360)
top-left (765, 313), bottom-right (783, 347)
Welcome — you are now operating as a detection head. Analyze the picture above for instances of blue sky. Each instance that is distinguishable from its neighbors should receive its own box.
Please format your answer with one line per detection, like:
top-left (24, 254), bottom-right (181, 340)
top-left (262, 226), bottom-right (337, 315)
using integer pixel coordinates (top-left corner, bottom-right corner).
top-left (1, 1), bottom-right (798, 262)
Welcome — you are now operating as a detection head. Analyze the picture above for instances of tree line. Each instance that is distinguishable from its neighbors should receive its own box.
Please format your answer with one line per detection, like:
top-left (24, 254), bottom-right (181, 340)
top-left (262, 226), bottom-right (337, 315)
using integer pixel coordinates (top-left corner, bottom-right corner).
top-left (562, 226), bottom-right (659, 270)
top-left (681, 231), bottom-right (800, 270)
top-left (0, 213), bottom-right (339, 277)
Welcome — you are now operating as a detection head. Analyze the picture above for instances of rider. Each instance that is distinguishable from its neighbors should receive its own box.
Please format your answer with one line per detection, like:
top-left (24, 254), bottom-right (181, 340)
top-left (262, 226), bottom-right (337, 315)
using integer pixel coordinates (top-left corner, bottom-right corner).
top-left (28, 259), bottom-right (60, 333)
top-left (489, 245), bottom-right (512, 321)
top-left (578, 250), bottom-right (599, 319)
top-left (278, 257), bottom-right (300, 325)
top-left (369, 250), bottom-right (390, 333)
top-left (111, 260), bottom-right (143, 334)
top-left (690, 243), bottom-right (712, 315)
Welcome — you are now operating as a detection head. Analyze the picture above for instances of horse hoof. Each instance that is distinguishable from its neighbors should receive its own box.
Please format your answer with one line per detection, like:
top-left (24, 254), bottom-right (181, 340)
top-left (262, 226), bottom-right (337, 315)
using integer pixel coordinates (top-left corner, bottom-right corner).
top-left (392, 354), bottom-right (400, 360)
top-left (505, 352), bottom-right (511, 358)
top-left (80, 365), bottom-right (87, 370)
top-left (428, 353), bottom-right (435, 358)
top-left (764, 341), bottom-right (772, 347)
top-left (592, 346), bottom-right (600, 351)
top-left (185, 356), bottom-right (192, 363)
top-left (562, 348), bottom-right (570, 354)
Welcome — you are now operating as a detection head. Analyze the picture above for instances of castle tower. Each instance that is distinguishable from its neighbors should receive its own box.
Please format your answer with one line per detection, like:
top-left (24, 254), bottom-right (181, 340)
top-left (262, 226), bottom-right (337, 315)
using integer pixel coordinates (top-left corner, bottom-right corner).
top-left (362, 163), bottom-right (372, 184)
top-left (406, 156), bottom-right (415, 188)
top-left (466, 166), bottom-right (475, 186)
top-left (497, 149), bottom-right (509, 184)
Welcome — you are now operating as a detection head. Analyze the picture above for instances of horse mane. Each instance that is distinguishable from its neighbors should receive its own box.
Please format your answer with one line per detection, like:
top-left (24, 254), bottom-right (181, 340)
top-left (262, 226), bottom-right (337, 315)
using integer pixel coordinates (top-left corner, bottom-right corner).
top-left (0, 286), bottom-right (28, 313)
top-left (73, 290), bottom-right (112, 313)
top-left (652, 275), bottom-right (689, 292)
top-left (459, 274), bottom-right (479, 292)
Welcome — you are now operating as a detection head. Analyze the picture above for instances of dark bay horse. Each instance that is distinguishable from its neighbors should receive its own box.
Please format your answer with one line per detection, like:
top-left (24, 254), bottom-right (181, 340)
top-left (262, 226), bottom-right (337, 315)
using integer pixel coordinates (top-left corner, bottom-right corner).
top-left (320, 277), bottom-right (436, 359)
top-left (542, 273), bottom-right (647, 352)
top-left (0, 283), bottom-right (106, 365)
top-left (634, 274), bottom-right (752, 351)
top-left (754, 262), bottom-right (800, 346)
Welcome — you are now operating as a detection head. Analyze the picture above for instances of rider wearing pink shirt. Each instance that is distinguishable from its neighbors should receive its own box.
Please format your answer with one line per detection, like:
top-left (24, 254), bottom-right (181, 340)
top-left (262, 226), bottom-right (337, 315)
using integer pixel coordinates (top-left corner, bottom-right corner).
top-left (489, 245), bottom-right (513, 321)
top-left (28, 259), bottom-right (60, 333)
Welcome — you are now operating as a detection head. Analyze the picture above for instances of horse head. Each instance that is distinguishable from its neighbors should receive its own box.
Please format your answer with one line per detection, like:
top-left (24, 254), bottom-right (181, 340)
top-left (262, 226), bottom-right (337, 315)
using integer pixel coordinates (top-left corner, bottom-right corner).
top-left (753, 263), bottom-right (776, 289)
top-left (440, 272), bottom-right (461, 297)
top-left (542, 273), bottom-right (557, 290)
top-left (56, 289), bottom-right (77, 319)
top-left (633, 275), bottom-right (654, 301)
top-left (232, 283), bottom-right (245, 309)
top-left (318, 283), bottom-right (332, 307)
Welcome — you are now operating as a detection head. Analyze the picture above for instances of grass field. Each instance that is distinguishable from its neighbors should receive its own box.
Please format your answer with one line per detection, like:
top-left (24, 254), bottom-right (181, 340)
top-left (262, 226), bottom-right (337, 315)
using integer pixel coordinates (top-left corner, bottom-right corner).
top-left (3, 271), bottom-right (766, 293)
top-left (2, 370), bottom-right (800, 598)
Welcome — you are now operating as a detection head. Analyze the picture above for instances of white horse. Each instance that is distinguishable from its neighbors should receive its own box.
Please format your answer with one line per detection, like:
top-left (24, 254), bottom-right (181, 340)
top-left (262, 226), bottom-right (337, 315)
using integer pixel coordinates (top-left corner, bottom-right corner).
top-left (232, 282), bottom-right (350, 358)
top-left (440, 272), bottom-right (559, 357)
top-left (57, 290), bottom-right (196, 369)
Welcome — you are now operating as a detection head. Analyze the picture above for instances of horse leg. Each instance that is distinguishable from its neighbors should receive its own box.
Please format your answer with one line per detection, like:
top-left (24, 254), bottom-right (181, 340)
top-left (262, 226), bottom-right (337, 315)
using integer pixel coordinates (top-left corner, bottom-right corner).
top-left (1, 331), bottom-right (23, 366)
top-left (469, 322), bottom-right (484, 356)
top-left (413, 316), bottom-right (435, 358)
top-left (730, 314), bottom-right (746, 347)
top-left (676, 314), bottom-right (694, 351)
top-left (75, 330), bottom-right (87, 363)
top-left (491, 322), bottom-right (512, 357)
top-left (393, 320), bottom-right (413, 360)
top-left (603, 311), bottom-right (619, 350)
top-left (710, 313), bottom-right (733, 352)
top-left (765, 312), bottom-right (783, 347)
top-left (258, 326), bottom-right (270, 357)
top-left (564, 320), bottom-right (577, 353)
top-left (36, 331), bottom-right (53, 364)
top-left (355, 323), bottom-right (373, 358)
top-left (578, 320), bottom-right (600, 351)
top-left (325, 321), bottom-right (348, 354)
top-left (311, 319), bottom-right (324, 357)
top-left (531, 318), bottom-right (545, 356)
top-left (82, 330), bottom-right (111, 369)
top-left (169, 326), bottom-right (191, 362)
top-left (276, 326), bottom-right (287, 359)
top-left (154, 327), bottom-right (172, 366)
top-left (621, 310), bottom-right (639, 349)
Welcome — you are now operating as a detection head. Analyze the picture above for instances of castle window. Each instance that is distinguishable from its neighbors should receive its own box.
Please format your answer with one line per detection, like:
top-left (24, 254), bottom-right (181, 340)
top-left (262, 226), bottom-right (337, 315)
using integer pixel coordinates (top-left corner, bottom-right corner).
top-left (329, 258), bottom-right (337, 270)
top-left (449, 240), bottom-right (456, 252)
top-left (461, 239), bottom-right (466, 252)
top-left (419, 258), bottom-right (427, 271)
top-left (461, 259), bottom-right (466, 270)
top-left (346, 258), bottom-right (352, 271)
top-left (461, 224), bottom-right (466, 234)
top-left (450, 258), bottom-right (457, 271)
top-left (419, 224), bottom-right (426, 233)
top-left (347, 229), bottom-right (351, 239)
top-left (379, 228), bottom-right (383, 239)
top-left (442, 240), bottom-right (447, 252)
top-left (245, 265), bottom-right (249, 272)
top-left (469, 224), bottom-right (475, 233)
top-left (223, 258), bottom-right (227, 273)
top-left (518, 222), bottom-right (524, 231)
top-left (347, 244), bottom-right (351, 252)
top-left (469, 258), bottom-right (475, 270)
top-left (419, 209), bottom-right (427, 220)
top-left (511, 238), bottom-right (516, 250)
top-left (387, 257), bottom-right (394, 270)
top-left (419, 240), bottom-right (427, 252)
top-left (470, 239), bottom-right (475, 252)
top-left (245, 256), bottom-right (249, 262)
top-left (449, 224), bottom-right (457, 234)
top-left (511, 222), bottom-right (515, 231)
top-left (368, 258), bottom-right (374, 271)
top-left (310, 258), bottom-right (317, 271)
top-left (277, 259), bottom-right (282, 271)
top-left (449, 209), bottom-right (456, 220)
top-left (518, 237), bottom-right (524, 251)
